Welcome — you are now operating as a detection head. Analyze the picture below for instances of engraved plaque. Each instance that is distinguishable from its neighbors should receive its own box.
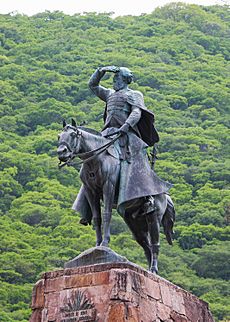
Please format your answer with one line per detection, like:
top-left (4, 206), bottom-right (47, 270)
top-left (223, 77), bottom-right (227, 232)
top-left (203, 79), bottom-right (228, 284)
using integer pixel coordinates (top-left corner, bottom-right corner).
top-left (60, 291), bottom-right (97, 322)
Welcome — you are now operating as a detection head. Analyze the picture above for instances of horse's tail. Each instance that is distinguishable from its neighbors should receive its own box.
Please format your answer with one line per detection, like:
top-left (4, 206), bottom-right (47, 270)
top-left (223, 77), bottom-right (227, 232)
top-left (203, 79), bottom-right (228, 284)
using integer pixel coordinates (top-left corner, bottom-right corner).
top-left (162, 195), bottom-right (175, 245)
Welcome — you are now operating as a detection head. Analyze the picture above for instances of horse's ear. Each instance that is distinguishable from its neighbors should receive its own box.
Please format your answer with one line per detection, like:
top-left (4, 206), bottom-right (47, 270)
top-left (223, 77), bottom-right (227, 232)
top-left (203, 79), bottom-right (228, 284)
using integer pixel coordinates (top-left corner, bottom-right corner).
top-left (71, 118), bottom-right (77, 128)
top-left (63, 119), bottom-right (67, 128)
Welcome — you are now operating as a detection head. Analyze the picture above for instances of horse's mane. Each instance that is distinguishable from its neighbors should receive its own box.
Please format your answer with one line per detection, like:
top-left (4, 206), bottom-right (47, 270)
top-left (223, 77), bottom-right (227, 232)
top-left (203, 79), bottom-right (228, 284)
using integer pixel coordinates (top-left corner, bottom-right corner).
top-left (78, 126), bottom-right (102, 136)
top-left (64, 124), bottom-right (102, 137)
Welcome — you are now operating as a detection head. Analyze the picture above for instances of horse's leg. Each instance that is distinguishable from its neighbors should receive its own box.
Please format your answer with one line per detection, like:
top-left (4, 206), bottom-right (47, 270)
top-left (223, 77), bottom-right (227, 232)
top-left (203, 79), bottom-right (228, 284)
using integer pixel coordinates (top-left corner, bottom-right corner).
top-left (100, 160), bottom-right (120, 247)
top-left (84, 188), bottom-right (102, 246)
top-left (100, 180), bottom-right (116, 247)
top-left (146, 211), bottom-right (160, 273)
top-left (93, 198), bottom-right (102, 246)
top-left (124, 213), bottom-right (152, 269)
top-left (146, 194), bottom-right (167, 273)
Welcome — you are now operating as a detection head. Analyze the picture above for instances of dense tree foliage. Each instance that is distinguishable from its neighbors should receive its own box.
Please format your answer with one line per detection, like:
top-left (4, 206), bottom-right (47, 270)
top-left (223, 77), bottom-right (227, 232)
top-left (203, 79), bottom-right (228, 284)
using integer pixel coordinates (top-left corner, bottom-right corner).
top-left (0, 3), bottom-right (229, 321)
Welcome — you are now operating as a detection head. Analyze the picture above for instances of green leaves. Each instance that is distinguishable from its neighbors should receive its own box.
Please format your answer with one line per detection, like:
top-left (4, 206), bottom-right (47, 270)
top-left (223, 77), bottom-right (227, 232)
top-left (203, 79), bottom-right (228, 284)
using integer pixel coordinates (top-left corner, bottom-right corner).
top-left (0, 167), bottom-right (23, 213)
top-left (192, 242), bottom-right (230, 280)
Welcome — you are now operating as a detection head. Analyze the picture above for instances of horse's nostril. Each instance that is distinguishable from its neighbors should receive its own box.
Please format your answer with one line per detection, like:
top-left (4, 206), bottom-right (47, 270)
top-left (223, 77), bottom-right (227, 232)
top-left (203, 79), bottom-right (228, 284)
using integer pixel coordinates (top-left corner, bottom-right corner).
top-left (58, 146), bottom-right (67, 154)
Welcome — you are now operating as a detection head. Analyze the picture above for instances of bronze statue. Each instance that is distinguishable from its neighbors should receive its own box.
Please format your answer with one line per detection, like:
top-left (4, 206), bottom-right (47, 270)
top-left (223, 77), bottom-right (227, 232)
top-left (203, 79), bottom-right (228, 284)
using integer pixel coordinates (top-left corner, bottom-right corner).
top-left (57, 66), bottom-right (175, 273)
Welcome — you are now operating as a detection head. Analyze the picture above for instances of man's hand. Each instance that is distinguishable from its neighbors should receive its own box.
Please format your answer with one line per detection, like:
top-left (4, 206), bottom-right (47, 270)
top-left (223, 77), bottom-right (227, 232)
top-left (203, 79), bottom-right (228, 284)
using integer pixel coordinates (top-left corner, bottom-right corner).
top-left (99, 66), bottom-right (120, 73)
top-left (119, 123), bottom-right (130, 134)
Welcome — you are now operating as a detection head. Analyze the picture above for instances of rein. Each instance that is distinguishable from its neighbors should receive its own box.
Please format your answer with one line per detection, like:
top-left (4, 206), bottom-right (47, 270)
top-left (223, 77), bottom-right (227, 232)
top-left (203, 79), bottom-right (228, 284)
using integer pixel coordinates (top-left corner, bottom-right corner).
top-left (58, 132), bottom-right (122, 169)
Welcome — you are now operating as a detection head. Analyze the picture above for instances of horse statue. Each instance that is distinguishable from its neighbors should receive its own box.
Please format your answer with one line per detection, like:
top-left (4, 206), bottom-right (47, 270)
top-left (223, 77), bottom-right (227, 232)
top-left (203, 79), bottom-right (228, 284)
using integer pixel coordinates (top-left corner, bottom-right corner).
top-left (57, 120), bottom-right (175, 273)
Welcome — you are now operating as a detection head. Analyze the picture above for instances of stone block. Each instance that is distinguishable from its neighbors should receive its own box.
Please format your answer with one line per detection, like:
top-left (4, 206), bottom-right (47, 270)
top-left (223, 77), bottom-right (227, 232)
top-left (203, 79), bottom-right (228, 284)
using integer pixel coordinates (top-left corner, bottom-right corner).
top-left (93, 270), bottom-right (110, 286)
top-left (170, 311), bottom-right (189, 322)
top-left (29, 251), bottom-right (214, 322)
top-left (106, 302), bottom-right (126, 322)
top-left (160, 283), bottom-right (172, 307)
top-left (106, 302), bottom-right (140, 322)
top-left (157, 301), bottom-right (171, 320)
top-left (143, 275), bottom-right (161, 300)
top-left (64, 273), bottom-right (93, 289)
top-left (171, 287), bottom-right (186, 315)
top-left (31, 279), bottom-right (45, 309)
top-left (139, 297), bottom-right (158, 321)
top-left (45, 276), bottom-right (64, 293)
top-left (46, 292), bottom-right (60, 321)
top-left (184, 294), bottom-right (214, 322)
top-left (29, 308), bottom-right (42, 322)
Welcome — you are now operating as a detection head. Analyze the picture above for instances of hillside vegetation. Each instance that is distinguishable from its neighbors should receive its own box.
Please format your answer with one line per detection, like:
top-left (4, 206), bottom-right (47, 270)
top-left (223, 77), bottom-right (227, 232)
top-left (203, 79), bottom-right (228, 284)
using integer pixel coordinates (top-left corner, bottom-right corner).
top-left (0, 3), bottom-right (229, 321)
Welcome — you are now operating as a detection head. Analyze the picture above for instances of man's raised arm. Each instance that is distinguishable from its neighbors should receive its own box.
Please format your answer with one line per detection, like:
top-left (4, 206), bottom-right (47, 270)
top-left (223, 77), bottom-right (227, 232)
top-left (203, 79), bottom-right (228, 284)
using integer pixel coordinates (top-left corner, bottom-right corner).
top-left (88, 66), bottom-right (119, 102)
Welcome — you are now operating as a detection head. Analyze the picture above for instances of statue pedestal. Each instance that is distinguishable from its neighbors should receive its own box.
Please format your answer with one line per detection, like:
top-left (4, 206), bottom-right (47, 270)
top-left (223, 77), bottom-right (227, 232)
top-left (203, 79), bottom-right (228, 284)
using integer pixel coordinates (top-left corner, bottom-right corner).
top-left (30, 248), bottom-right (214, 322)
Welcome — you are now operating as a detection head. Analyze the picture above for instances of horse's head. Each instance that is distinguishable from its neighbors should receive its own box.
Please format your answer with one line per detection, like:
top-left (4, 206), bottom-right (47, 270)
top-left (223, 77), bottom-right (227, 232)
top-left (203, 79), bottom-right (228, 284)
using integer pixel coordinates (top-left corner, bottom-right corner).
top-left (57, 119), bottom-right (82, 163)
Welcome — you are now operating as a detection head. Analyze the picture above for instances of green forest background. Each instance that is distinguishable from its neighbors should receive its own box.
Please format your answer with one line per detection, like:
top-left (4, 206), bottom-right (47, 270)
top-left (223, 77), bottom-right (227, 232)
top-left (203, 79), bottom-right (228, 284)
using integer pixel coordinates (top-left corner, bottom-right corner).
top-left (0, 3), bottom-right (229, 321)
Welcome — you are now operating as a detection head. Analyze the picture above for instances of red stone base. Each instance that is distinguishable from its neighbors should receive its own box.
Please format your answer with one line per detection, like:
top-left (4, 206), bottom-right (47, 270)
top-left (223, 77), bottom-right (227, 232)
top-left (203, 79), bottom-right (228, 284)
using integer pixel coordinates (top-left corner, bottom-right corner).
top-left (30, 262), bottom-right (214, 322)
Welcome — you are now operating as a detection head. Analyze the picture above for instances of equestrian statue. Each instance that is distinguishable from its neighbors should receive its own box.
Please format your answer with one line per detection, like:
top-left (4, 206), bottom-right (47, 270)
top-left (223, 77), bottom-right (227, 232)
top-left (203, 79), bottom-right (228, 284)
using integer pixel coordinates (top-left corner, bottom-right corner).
top-left (57, 66), bottom-right (175, 273)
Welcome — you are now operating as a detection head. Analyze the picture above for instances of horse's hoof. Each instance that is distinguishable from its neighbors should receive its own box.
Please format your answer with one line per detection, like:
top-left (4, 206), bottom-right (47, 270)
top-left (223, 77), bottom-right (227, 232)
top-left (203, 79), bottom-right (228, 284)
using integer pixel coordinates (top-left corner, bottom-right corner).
top-left (149, 267), bottom-right (158, 274)
top-left (96, 240), bottom-right (102, 247)
top-left (100, 241), bottom-right (109, 247)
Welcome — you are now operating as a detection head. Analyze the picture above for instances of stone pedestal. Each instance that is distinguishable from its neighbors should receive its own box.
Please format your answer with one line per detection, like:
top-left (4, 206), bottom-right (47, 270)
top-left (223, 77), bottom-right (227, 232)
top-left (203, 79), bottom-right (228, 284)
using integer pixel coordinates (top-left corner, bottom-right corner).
top-left (30, 248), bottom-right (214, 322)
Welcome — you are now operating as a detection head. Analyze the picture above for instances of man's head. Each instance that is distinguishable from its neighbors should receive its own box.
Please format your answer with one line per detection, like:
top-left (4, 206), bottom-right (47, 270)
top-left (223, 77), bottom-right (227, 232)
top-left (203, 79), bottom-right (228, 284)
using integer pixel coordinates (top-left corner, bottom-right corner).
top-left (113, 67), bottom-right (133, 91)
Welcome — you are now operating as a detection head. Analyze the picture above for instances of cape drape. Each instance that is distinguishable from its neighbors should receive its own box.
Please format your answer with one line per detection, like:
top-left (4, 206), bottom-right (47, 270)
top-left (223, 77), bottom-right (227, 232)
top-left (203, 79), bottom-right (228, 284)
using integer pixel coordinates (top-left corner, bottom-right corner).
top-left (72, 133), bottom-right (171, 222)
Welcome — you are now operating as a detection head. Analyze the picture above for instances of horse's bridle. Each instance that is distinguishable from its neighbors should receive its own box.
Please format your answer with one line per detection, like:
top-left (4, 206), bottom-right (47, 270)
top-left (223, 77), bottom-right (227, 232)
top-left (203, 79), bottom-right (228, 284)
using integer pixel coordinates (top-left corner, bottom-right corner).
top-left (58, 128), bottom-right (121, 169)
top-left (58, 129), bottom-right (82, 153)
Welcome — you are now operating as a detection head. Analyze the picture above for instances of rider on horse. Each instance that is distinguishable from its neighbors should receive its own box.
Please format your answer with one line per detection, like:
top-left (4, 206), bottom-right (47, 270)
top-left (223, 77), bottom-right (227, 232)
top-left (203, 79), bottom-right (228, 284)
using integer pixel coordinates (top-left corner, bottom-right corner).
top-left (72, 66), bottom-right (172, 224)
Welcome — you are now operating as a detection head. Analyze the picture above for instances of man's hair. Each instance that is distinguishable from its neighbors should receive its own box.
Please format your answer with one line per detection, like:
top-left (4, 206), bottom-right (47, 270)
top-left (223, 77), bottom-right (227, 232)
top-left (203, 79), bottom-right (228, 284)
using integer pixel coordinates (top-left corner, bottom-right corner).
top-left (119, 67), bottom-right (133, 84)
